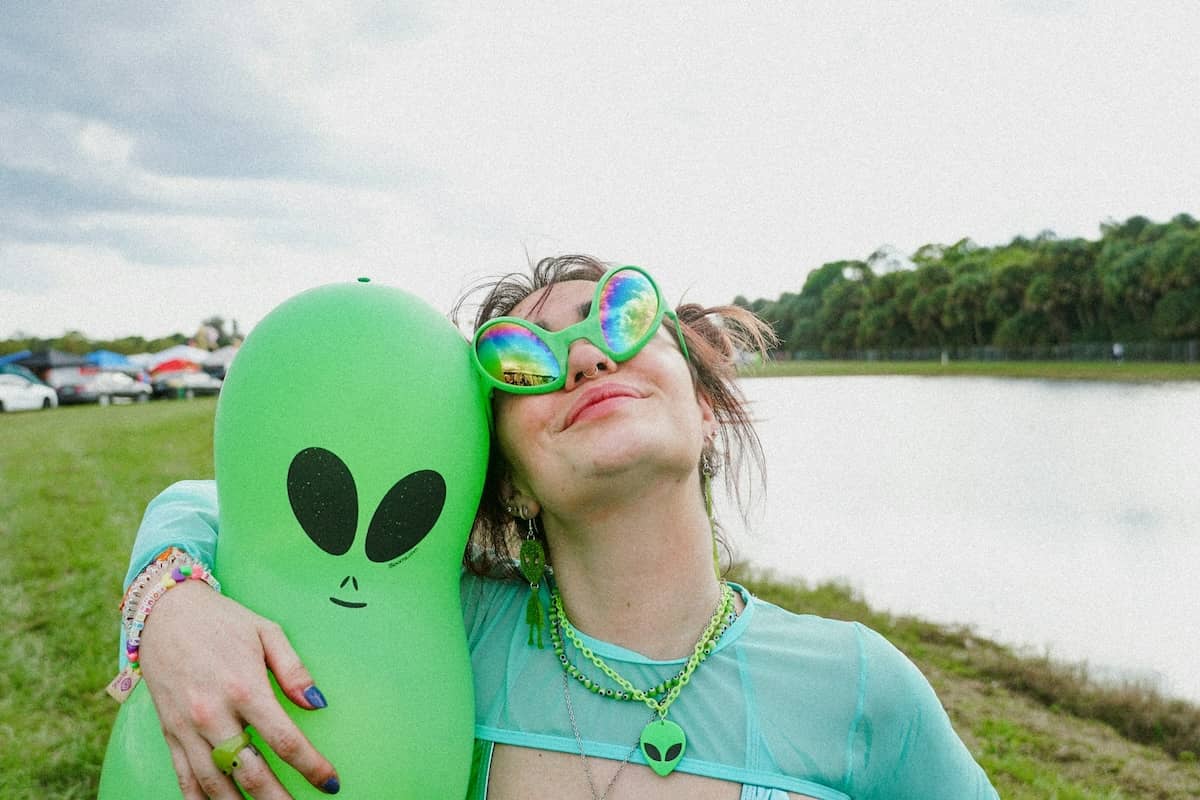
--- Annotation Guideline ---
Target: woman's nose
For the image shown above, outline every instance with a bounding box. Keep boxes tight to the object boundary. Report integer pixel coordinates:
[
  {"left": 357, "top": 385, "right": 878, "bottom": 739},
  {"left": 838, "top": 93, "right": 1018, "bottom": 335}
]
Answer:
[{"left": 562, "top": 338, "right": 616, "bottom": 391}]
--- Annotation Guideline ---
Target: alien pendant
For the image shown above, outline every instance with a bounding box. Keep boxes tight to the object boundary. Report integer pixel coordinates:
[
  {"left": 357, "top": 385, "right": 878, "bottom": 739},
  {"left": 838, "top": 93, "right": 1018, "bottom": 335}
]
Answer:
[{"left": 639, "top": 719, "right": 686, "bottom": 776}]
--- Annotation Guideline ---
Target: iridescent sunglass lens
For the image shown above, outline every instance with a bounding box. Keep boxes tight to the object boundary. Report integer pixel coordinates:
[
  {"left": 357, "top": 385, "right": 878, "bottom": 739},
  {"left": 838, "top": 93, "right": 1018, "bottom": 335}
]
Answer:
[
  {"left": 475, "top": 322, "right": 560, "bottom": 387},
  {"left": 599, "top": 270, "right": 659, "bottom": 357}
]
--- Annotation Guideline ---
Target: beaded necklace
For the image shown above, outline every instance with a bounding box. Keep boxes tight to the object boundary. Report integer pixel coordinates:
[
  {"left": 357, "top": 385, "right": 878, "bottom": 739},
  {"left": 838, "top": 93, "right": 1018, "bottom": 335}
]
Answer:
[
  {"left": 549, "top": 581, "right": 735, "bottom": 777},
  {"left": 561, "top": 672, "right": 656, "bottom": 800},
  {"left": 549, "top": 587, "right": 737, "bottom": 701}
]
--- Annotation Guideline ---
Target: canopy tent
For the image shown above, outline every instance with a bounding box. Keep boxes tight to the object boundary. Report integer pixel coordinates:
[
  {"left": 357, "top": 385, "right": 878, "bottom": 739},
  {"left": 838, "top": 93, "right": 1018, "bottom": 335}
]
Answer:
[
  {"left": 127, "top": 353, "right": 156, "bottom": 369},
  {"left": 147, "top": 345, "right": 212, "bottom": 370},
  {"left": 203, "top": 345, "right": 239, "bottom": 368},
  {"left": 85, "top": 349, "right": 138, "bottom": 371},
  {"left": 202, "top": 345, "right": 239, "bottom": 379},
  {"left": 0, "top": 350, "right": 32, "bottom": 366},
  {"left": 15, "top": 349, "right": 88, "bottom": 372},
  {"left": 151, "top": 358, "right": 201, "bottom": 374}
]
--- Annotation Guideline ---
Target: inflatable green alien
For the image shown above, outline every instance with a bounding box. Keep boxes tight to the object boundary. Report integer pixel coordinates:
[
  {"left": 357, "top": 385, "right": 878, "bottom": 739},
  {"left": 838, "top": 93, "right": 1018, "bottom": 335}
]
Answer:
[{"left": 99, "top": 279, "right": 490, "bottom": 797}]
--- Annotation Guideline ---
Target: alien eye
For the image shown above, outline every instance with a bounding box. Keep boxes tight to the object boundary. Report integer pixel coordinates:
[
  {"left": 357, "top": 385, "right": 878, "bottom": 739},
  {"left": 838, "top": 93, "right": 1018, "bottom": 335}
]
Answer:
[
  {"left": 288, "top": 447, "right": 358, "bottom": 556},
  {"left": 365, "top": 470, "right": 446, "bottom": 563},
  {"left": 664, "top": 743, "right": 682, "bottom": 761},
  {"left": 644, "top": 743, "right": 663, "bottom": 761}
]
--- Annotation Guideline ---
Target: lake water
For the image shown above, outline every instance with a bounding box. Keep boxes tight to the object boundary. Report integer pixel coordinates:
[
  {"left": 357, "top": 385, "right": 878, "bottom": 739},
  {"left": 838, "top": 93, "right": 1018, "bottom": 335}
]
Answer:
[{"left": 726, "top": 375, "right": 1200, "bottom": 703}]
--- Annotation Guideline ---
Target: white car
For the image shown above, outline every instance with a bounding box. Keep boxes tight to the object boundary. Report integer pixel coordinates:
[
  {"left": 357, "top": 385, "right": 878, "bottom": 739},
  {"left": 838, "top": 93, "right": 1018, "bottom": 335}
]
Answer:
[
  {"left": 0, "top": 373, "right": 59, "bottom": 412},
  {"left": 46, "top": 367, "right": 153, "bottom": 405}
]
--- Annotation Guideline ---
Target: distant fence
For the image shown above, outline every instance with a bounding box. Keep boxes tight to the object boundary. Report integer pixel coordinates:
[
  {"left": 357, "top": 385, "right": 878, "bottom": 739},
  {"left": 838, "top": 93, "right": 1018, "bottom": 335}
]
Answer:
[{"left": 778, "top": 340, "right": 1200, "bottom": 363}]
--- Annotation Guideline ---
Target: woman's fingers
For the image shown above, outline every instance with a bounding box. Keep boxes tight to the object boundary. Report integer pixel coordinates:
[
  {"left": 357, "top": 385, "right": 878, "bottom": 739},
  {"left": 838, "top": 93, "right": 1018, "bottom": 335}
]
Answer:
[
  {"left": 181, "top": 724, "right": 299, "bottom": 800},
  {"left": 164, "top": 732, "right": 207, "bottom": 800},
  {"left": 225, "top": 740, "right": 298, "bottom": 800},
  {"left": 137, "top": 584, "right": 337, "bottom": 796},
  {"left": 240, "top": 689, "right": 340, "bottom": 794},
  {"left": 259, "top": 620, "right": 324, "bottom": 710},
  {"left": 254, "top": 617, "right": 340, "bottom": 792},
  {"left": 174, "top": 730, "right": 248, "bottom": 800}
]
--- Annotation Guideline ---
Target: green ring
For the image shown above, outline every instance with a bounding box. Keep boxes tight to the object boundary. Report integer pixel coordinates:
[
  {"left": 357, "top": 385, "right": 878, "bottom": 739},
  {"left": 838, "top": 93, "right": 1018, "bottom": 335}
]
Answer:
[{"left": 211, "top": 730, "right": 252, "bottom": 775}]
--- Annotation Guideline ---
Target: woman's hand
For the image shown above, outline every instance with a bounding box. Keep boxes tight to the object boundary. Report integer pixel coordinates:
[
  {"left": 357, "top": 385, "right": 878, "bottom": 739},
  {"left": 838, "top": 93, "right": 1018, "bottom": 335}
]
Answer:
[{"left": 137, "top": 581, "right": 341, "bottom": 798}]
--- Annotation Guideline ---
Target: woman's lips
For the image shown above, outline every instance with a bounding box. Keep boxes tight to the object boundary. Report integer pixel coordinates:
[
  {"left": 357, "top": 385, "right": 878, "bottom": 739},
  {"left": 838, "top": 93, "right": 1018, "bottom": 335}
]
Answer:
[{"left": 562, "top": 384, "right": 641, "bottom": 429}]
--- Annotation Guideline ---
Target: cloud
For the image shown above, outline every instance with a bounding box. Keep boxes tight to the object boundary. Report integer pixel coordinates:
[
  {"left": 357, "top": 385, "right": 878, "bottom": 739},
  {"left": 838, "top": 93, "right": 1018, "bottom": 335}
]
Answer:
[
  {"left": 3, "top": 6, "right": 328, "bottom": 179},
  {"left": 0, "top": 6, "right": 453, "bottom": 277},
  {"left": 0, "top": 242, "right": 57, "bottom": 294},
  {"left": 1, "top": 1, "right": 1197, "bottom": 338}
]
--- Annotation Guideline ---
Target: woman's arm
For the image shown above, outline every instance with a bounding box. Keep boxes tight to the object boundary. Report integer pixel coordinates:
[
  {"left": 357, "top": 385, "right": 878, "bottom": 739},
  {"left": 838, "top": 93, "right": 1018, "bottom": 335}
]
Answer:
[
  {"left": 119, "top": 481, "right": 220, "bottom": 669},
  {"left": 123, "top": 481, "right": 340, "bottom": 798},
  {"left": 123, "top": 480, "right": 220, "bottom": 594},
  {"left": 851, "top": 624, "right": 999, "bottom": 799}
]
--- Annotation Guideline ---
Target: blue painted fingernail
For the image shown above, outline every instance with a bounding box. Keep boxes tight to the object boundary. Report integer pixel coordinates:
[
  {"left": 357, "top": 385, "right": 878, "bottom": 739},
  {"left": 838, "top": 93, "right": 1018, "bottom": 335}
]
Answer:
[
  {"left": 304, "top": 685, "right": 327, "bottom": 709},
  {"left": 322, "top": 775, "right": 341, "bottom": 794}
]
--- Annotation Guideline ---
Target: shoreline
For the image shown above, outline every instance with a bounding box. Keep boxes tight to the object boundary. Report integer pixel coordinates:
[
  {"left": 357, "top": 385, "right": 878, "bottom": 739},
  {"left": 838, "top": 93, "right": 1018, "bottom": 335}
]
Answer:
[
  {"left": 739, "top": 359, "right": 1200, "bottom": 382},
  {"left": 733, "top": 568, "right": 1200, "bottom": 798}
]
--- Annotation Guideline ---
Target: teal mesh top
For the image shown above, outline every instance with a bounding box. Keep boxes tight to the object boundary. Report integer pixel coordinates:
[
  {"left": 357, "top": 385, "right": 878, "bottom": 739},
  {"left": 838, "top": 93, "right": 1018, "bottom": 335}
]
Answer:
[{"left": 124, "top": 481, "right": 998, "bottom": 799}]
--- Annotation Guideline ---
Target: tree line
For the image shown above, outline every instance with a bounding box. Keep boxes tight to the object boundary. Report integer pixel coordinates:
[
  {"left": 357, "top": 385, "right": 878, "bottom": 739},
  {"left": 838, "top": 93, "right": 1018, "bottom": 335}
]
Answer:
[
  {"left": 735, "top": 213, "right": 1200, "bottom": 357},
  {"left": 0, "top": 316, "right": 239, "bottom": 357},
  {"left": 7, "top": 218, "right": 1198, "bottom": 360}
]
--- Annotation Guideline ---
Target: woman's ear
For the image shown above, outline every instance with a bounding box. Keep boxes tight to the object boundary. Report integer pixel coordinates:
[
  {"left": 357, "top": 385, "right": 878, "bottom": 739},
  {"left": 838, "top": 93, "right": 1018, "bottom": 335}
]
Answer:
[
  {"left": 695, "top": 388, "right": 718, "bottom": 442},
  {"left": 498, "top": 475, "right": 540, "bottom": 519},
  {"left": 508, "top": 496, "right": 542, "bottom": 520}
]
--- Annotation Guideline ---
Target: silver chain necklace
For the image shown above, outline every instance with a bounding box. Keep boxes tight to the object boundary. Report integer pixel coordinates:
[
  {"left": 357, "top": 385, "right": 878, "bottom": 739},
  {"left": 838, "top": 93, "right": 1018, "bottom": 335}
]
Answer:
[{"left": 562, "top": 671, "right": 657, "bottom": 800}]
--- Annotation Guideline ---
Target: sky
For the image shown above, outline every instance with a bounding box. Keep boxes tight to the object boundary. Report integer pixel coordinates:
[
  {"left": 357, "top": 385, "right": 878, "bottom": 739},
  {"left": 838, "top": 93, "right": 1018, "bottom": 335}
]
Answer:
[{"left": 2, "top": 1, "right": 1198, "bottom": 341}]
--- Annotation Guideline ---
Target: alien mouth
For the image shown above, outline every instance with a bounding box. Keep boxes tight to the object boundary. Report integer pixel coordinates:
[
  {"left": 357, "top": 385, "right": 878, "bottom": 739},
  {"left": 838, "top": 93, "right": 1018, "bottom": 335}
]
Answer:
[{"left": 329, "top": 597, "right": 367, "bottom": 609}]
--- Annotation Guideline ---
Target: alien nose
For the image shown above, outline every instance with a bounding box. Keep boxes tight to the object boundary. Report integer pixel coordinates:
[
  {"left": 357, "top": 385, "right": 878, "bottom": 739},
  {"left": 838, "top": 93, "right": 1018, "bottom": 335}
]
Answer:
[{"left": 338, "top": 575, "right": 360, "bottom": 591}]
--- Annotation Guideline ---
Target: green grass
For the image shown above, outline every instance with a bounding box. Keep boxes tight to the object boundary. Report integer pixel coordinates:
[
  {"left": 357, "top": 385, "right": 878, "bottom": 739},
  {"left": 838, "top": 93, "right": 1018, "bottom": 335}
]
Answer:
[
  {"left": 740, "top": 359, "right": 1200, "bottom": 382},
  {"left": 1, "top": 398, "right": 215, "bottom": 798},
  {"left": 4, "top": 398, "right": 1200, "bottom": 798}
]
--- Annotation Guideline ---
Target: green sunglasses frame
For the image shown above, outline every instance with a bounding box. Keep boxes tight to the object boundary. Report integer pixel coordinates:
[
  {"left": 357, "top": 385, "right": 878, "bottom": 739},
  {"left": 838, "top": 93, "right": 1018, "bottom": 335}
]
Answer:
[{"left": 471, "top": 265, "right": 691, "bottom": 395}]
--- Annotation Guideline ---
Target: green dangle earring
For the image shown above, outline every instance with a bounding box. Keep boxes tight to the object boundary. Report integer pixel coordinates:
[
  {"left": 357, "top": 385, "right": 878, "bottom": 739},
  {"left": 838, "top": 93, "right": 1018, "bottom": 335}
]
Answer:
[
  {"left": 516, "top": 507, "right": 547, "bottom": 649},
  {"left": 702, "top": 445, "right": 720, "bottom": 579}
]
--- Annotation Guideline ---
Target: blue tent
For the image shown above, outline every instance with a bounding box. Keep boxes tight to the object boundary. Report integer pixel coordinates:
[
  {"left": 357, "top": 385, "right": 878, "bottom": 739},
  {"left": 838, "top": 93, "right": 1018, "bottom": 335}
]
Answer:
[
  {"left": 85, "top": 349, "right": 137, "bottom": 370},
  {"left": 0, "top": 350, "right": 32, "bottom": 366}
]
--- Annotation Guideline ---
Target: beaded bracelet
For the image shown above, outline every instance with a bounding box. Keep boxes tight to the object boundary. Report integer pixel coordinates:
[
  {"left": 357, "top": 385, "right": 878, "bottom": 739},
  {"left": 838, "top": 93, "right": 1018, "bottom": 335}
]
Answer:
[
  {"left": 106, "top": 549, "right": 220, "bottom": 703},
  {"left": 125, "top": 558, "right": 220, "bottom": 668},
  {"left": 119, "top": 548, "right": 197, "bottom": 630},
  {"left": 118, "top": 547, "right": 175, "bottom": 612},
  {"left": 119, "top": 552, "right": 174, "bottom": 633},
  {"left": 120, "top": 549, "right": 219, "bottom": 645}
]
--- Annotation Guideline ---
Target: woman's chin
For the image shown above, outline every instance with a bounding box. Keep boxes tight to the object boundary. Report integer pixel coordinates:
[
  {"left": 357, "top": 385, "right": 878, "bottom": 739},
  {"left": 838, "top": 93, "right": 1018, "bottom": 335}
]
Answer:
[{"left": 581, "top": 437, "right": 693, "bottom": 483}]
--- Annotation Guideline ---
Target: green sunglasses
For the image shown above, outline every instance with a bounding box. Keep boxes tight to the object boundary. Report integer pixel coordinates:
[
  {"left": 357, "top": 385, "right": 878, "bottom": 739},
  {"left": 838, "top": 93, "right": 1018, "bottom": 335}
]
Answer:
[{"left": 472, "top": 265, "right": 690, "bottom": 394}]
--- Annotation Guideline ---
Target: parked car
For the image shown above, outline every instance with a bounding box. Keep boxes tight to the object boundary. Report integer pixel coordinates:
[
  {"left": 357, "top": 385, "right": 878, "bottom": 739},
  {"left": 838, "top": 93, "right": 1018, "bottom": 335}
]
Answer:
[
  {"left": 0, "top": 373, "right": 59, "bottom": 412},
  {"left": 151, "top": 370, "right": 223, "bottom": 399},
  {"left": 0, "top": 363, "right": 42, "bottom": 382},
  {"left": 91, "top": 371, "right": 153, "bottom": 404},
  {"left": 46, "top": 367, "right": 153, "bottom": 405}
]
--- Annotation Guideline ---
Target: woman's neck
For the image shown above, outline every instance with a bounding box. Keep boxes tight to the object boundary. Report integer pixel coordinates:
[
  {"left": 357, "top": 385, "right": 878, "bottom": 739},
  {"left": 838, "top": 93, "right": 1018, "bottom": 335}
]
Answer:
[{"left": 539, "top": 474, "right": 725, "bottom": 660}]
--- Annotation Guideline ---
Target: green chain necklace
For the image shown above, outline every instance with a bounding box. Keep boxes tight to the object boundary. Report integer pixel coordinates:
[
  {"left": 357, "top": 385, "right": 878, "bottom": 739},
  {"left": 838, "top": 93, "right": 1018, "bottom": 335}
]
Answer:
[
  {"left": 548, "top": 581, "right": 735, "bottom": 777},
  {"left": 549, "top": 587, "right": 736, "bottom": 701}
]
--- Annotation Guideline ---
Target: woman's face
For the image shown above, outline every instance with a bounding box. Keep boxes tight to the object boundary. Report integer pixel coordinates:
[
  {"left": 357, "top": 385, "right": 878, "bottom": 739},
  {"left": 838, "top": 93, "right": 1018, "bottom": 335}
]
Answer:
[{"left": 493, "top": 279, "right": 715, "bottom": 514}]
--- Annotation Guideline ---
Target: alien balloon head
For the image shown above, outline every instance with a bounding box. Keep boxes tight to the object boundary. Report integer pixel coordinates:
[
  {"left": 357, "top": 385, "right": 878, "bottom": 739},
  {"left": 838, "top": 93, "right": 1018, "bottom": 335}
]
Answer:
[
  {"left": 215, "top": 279, "right": 489, "bottom": 797},
  {"left": 98, "top": 278, "right": 489, "bottom": 799}
]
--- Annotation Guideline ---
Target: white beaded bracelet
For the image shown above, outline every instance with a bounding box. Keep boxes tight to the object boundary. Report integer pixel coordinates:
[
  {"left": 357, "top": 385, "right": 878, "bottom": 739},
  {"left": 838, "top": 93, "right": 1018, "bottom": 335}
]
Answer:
[{"left": 106, "top": 548, "right": 220, "bottom": 703}]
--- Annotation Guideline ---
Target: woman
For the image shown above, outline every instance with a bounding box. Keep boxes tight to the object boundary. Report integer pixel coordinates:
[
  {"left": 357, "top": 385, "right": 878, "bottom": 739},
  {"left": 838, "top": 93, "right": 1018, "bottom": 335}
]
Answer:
[{"left": 120, "top": 255, "right": 998, "bottom": 799}]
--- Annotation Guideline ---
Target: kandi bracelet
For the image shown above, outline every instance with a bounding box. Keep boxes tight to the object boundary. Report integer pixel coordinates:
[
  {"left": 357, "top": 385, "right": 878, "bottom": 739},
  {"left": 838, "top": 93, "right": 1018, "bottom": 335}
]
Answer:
[{"left": 107, "top": 549, "right": 220, "bottom": 703}]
